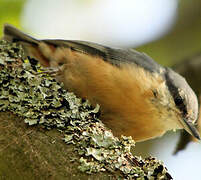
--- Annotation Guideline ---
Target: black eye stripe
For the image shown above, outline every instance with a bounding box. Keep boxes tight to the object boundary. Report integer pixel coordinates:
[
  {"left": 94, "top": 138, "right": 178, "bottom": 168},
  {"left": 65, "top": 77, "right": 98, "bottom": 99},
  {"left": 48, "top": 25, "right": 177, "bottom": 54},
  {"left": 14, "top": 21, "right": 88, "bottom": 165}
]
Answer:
[
  {"left": 174, "top": 96, "right": 187, "bottom": 115},
  {"left": 175, "top": 96, "right": 183, "bottom": 105},
  {"left": 165, "top": 72, "right": 187, "bottom": 116}
]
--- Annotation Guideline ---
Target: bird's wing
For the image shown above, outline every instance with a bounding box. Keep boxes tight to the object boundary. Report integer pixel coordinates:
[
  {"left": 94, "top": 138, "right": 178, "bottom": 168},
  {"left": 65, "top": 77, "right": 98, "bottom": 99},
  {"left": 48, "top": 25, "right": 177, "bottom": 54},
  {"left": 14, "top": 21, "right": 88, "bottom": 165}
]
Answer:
[
  {"left": 44, "top": 39, "right": 163, "bottom": 73},
  {"left": 3, "top": 24, "right": 162, "bottom": 73}
]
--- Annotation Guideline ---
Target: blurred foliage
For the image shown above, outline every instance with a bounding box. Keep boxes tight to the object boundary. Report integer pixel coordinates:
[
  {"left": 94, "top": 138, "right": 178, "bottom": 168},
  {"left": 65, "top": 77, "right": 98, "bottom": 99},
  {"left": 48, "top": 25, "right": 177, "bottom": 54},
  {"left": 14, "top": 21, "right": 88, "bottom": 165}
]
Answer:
[
  {"left": 0, "top": 0, "right": 25, "bottom": 36},
  {"left": 137, "top": 0, "right": 201, "bottom": 66}
]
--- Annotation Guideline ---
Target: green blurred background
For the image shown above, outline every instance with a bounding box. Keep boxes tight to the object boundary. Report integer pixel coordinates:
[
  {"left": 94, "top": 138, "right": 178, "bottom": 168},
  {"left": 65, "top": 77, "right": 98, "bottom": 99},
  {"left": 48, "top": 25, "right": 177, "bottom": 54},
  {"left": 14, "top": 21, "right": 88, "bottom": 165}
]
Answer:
[
  {"left": 137, "top": 0, "right": 201, "bottom": 66},
  {"left": 0, "top": 0, "right": 25, "bottom": 32}
]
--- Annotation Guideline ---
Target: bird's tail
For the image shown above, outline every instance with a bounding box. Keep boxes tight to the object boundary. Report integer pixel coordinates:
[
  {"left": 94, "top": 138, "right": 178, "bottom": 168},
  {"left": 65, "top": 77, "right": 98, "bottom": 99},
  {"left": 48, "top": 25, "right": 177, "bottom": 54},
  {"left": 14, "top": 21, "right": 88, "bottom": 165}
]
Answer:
[
  {"left": 3, "top": 24, "right": 39, "bottom": 45},
  {"left": 3, "top": 24, "right": 51, "bottom": 67}
]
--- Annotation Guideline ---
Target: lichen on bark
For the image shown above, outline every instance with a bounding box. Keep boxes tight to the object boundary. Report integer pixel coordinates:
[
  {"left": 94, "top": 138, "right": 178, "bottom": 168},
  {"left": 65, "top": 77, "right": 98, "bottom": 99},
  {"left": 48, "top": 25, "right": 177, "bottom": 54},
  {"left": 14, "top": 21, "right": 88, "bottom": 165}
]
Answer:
[{"left": 0, "top": 40, "right": 172, "bottom": 179}]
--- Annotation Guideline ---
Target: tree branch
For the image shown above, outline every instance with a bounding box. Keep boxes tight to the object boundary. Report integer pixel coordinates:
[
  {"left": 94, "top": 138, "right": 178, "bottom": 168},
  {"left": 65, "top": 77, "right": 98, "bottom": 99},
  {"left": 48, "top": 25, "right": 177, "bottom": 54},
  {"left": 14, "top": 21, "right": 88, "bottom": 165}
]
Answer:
[{"left": 0, "top": 40, "right": 172, "bottom": 179}]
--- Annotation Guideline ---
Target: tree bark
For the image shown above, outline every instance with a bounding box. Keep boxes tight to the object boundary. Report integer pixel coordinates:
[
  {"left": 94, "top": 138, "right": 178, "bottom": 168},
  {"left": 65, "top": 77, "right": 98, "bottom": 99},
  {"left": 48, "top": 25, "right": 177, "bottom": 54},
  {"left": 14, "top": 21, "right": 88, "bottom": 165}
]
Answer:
[
  {"left": 0, "top": 112, "right": 112, "bottom": 180},
  {"left": 0, "top": 40, "right": 172, "bottom": 179}
]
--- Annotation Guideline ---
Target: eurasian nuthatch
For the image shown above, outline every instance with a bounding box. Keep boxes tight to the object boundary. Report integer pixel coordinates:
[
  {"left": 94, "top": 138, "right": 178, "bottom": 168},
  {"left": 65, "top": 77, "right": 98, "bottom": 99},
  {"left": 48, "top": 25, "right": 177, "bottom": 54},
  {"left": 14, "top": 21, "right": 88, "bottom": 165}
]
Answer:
[{"left": 3, "top": 24, "right": 200, "bottom": 142}]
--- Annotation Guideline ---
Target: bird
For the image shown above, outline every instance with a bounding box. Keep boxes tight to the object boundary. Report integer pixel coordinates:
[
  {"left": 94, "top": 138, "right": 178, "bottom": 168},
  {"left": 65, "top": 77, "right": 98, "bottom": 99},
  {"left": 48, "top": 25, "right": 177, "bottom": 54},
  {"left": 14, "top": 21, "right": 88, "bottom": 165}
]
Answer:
[{"left": 3, "top": 24, "right": 201, "bottom": 142}]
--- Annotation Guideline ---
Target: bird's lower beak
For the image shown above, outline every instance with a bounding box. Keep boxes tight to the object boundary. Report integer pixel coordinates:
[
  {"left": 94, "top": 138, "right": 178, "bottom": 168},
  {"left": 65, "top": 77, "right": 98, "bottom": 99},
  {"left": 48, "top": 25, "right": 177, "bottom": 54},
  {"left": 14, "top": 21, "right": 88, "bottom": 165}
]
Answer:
[{"left": 181, "top": 118, "right": 200, "bottom": 140}]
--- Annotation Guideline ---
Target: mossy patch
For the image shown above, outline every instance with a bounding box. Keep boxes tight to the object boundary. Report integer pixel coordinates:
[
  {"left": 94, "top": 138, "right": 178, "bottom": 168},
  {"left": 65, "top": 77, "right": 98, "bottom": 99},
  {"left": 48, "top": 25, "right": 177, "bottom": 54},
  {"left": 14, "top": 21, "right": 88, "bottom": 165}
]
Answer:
[{"left": 0, "top": 40, "right": 172, "bottom": 179}]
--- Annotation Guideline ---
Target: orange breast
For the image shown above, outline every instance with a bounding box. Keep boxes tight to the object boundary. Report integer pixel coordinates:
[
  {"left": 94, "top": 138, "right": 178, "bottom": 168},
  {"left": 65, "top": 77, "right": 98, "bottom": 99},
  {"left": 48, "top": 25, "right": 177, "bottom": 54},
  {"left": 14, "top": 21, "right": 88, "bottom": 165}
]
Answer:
[{"left": 52, "top": 49, "right": 168, "bottom": 141}]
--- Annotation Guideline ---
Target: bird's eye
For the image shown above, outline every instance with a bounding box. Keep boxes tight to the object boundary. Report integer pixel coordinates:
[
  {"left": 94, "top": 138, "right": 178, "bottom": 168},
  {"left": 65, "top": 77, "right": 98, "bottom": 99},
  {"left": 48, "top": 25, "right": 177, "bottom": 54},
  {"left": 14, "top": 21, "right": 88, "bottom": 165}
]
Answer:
[
  {"left": 174, "top": 96, "right": 183, "bottom": 106},
  {"left": 174, "top": 96, "right": 188, "bottom": 116}
]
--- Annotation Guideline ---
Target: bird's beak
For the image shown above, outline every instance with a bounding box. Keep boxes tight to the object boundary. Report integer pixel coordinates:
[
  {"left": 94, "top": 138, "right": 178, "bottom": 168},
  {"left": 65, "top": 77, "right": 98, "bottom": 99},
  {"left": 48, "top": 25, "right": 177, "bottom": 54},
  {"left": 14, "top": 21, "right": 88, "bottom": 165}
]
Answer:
[{"left": 181, "top": 118, "right": 200, "bottom": 140}]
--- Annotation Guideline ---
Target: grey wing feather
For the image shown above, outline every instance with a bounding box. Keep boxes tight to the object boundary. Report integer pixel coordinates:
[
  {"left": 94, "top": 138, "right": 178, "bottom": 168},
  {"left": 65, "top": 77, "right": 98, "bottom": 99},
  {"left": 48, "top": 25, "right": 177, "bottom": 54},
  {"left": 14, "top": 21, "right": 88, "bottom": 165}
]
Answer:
[
  {"left": 3, "top": 24, "right": 163, "bottom": 73},
  {"left": 43, "top": 39, "right": 163, "bottom": 73},
  {"left": 3, "top": 23, "right": 39, "bottom": 45}
]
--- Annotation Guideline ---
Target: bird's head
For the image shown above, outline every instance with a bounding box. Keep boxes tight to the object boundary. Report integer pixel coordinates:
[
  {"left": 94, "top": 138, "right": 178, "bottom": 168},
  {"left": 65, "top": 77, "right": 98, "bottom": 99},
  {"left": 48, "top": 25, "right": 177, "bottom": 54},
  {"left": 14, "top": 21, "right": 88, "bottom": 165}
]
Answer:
[{"left": 164, "top": 68, "right": 200, "bottom": 140}]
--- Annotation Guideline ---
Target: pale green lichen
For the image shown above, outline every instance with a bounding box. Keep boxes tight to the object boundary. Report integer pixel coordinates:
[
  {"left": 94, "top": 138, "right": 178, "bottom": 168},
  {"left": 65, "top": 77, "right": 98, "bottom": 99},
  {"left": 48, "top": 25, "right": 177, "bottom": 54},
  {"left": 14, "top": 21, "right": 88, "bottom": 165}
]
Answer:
[{"left": 0, "top": 40, "right": 172, "bottom": 179}]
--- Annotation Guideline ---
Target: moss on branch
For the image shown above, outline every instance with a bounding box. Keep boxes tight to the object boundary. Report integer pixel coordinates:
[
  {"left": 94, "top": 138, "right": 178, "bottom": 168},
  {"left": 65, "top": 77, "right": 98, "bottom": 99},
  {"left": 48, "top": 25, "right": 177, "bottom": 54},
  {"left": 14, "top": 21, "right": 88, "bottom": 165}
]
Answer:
[{"left": 0, "top": 40, "right": 172, "bottom": 179}]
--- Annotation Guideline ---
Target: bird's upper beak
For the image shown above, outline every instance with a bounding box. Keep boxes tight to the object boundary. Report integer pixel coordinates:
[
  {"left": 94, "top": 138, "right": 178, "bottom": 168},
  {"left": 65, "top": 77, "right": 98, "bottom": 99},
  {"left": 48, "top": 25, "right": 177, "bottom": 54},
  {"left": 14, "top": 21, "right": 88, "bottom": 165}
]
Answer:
[{"left": 182, "top": 118, "right": 200, "bottom": 140}]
